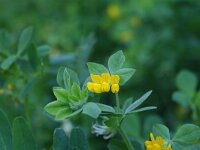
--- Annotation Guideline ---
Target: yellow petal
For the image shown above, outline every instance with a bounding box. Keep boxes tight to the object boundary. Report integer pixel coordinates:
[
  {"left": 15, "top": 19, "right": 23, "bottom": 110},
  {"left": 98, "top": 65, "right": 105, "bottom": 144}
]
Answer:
[
  {"left": 87, "top": 82, "right": 94, "bottom": 92},
  {"left": 111, "top": 84, "right": 119, "bottom": 93},
  {"left": 156, "top": 136, "right": 164, "bottom": 146},
  {"left": 90, "top": 74, "right": 102, "bottom": 83},
  {"left": 0, "top": 89, "right": 4, "bottom": 95},
  {"left": 111, "top": 75, "right": 120, "bottom": 84},
  {"left": 150, "top": 133, "right": 155, "bottom": 141},
  {"left": 93, "top": 83, "right": 102, "bottom": 94},
  {"left": 153, "top": 144, "right": 161, "bottom": 150},
  {"left": 101, "top": 82, "right": 110, "bottom": 92},
  {"left": 101, "top": 73, "right": 111, "bottom": 83}
]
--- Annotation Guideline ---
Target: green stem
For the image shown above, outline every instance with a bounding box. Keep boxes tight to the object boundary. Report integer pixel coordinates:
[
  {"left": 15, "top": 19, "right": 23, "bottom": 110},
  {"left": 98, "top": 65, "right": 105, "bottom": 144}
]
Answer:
[
  {"left": 24, "top": 98, "right": 31, "bottom": 128},
  {"left": 118, "top": 126, "right": 134, "bottom": 150},
  {"left": 115, "top": 93, "right": 120, "bottom": 113}
]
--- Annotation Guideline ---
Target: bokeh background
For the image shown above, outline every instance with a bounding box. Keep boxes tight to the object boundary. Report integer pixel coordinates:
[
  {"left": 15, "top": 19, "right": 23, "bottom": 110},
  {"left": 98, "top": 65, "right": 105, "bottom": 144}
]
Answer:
[{"left": 0, "top": 0, "right": 200, "bottom": 149}]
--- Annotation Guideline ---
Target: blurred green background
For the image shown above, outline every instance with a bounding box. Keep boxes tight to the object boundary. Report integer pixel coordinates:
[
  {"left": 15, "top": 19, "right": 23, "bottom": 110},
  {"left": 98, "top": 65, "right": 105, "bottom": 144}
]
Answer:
[{"left": 0, "top": 0, "right": 200, "bottom": 149}]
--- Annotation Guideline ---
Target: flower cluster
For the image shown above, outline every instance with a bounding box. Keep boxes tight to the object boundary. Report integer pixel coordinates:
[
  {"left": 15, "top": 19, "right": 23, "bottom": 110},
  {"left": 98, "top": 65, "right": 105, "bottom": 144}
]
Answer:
[
  {"left": 87, "top": 73, "right": 120, "bottom": 94},
  {"left": 145, "top": 133, "right": 172, "bottom": 150}
]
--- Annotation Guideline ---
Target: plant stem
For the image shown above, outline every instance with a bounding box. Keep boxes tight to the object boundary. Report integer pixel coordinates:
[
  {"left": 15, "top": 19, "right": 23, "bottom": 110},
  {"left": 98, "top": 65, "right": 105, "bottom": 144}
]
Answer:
[
  {"left": 118, "top": 126, "right": 134, "bottom": 150},
  {"left": 115, "top": 93, "right": 120, "bottom": 113},
  {"left": 24, "top": 98, "right": 31, "bottom": 128},
  {"left": 115, "top": 94, "right": 134, "bottom": 150}
]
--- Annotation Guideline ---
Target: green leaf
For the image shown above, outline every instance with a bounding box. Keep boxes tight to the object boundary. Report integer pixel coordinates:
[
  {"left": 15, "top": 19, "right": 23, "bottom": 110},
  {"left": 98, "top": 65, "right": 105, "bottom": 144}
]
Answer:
[
  {"left": 176, "top": 70, "right": 198, "bottom": 96},
  {"left": 28, "top": 44, "right": 38, "bottom": 71},
  {"left": 63, "top": 68, "right": 80, "bottom": 91},
  {"left": 0, "top": 109, "right": 12, "bottom": 150},
  {"left": 172, "top": 91, "right": 190, "bottom": 108},
  {"left": 53, "top": 87, "right": 68, "bottom": 102},
  {"left": 172, "top": 142, "right": 186, "bottom": 150},
  {"left": 188, "top": 145, "right": 200, "bottom": 150},
  {"left": 13, "top": 117, "right": 37, "bottom": 150},
  {"left": 37, "top": 45, "right": 51, "bottom": 57},
  {"left": 1, "top": 55, "right": 17, "bottom": 70},
  {"left": 143, "top": 115, "right": 164, "bottom": 139},
  {"left": 56, "top": 109, "right": 82, "bottom": 120},
  {"left": 44, "top": 101, "right": 68, "bottom": 115},
  {"left": 57, "top": 67, "right": 65, "bottom": 88},
  {"left": 122, "top": 97, "right": 133, "bottom": 112},
  {"left": 173, "top": 124, "right": 200, "bottom": 144},
  {"left": 127, "top": 106, "right": 157, "bottom": 114},
  {"left": 87, "top": 62, "right": 108, "bottom": 74},
  {"left": 125, "top": 91, "right": 152, "bottom": 113},
  {"left": 82, "top": 102, "right": 101, "bottom": 119},
  {"left": 69, "top": 127, "right": 89, "bottom": 150},
  {"left": 70, "top": 83, "right": 81, "bottom": 98},
  {"left": 96, "top": 103, "right": 115, "bottom": 113},
  {"left": 81, "top": 88, "right": 88, "bottom": 101},
  {"left": 17, "top": 27, "right": 33, "bottom": 56},
  {"left": 116, "top": 68, "right": 136, "bottom": 85},
  {"left": 108, "top": 50, "right": 125, "bottom": 74},
  {"left": 153, "top": 124, "right": 170, "bottom": 140},
  {"left": 53, "top": 128, "right": 69, "bottom": 150},
  {"left": 122, "top": 114, "right": 140, "bottom": 137},
  {"left": 18, "top": 78, "right": 38, "bottom": 100}
]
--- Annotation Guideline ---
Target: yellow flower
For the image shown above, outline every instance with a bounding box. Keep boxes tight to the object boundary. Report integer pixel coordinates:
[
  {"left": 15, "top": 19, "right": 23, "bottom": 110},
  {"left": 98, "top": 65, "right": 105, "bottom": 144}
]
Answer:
[
  {"left": 93, "top": 83, "right": 102, "bottom": 94},
  {"left": 145, "top": 133, "right": 172, "bottom": 150},
  {"left": 111, "top": 75, "right": 120, "bottom": 84},
  {"left": 119, "top": 31, "right": 133, "bottom": 43},
  {"left": 130, "top": 17, "right": 141, "bottom": 27},
  {"left": 101, "top": 73, "right": 111, "bottom": 83},
  {"left": 111, "top": 84, "right": 119, "bottom": 93},
  {"left": 91, "top": 74, "right": 103, "bottom": 83},
  {"left": 101, "top": 82, "right": 110, "bottom": 92},
  {"left": 87, "top": 73, "right": 120, "bottom": 94},
  {"left": 87, "top": 82, "right": 94, "bottom": 92},
  {"left": 7, "top": 84, "right": 13, "bottom": 91},
  {"left": 106, "top": 4, "right": 120, "bottom": 20},
  {"left": 0, "top": 89, "right": 4, "bottom": 95}
]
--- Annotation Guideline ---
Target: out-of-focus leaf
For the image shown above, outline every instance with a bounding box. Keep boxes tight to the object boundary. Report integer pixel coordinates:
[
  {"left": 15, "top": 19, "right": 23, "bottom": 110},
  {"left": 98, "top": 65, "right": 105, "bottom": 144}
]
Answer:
[
  {"left": 116, "top": 68, "right": 136, "bottom": 85},
  {"left": 122, "top": 114, "right": 140, "bottom": 137},
  {"left": 108, "top": 50, "right": 125, "bottom": 74},
  {"left": 176, "top": 70, "right": 198, "bottom": 96},
  {"left": 17, "top": 27, "right": 33, "bottom": 56},
  {"left": 172, "top": 91, "right": 190, "bottom": 108},
  {"left": 0, "top": 109, "right": 12, "bottom": 150},
  {"left": 1, "top": 55, "right": 17, "bottom": 70},
  {"left": 18, "top": 78, "right": 38, "bottom": 100},
  {"left": 13, "top": 117, "right": 37, "bottom": 150},
  {"left": 69, "top": 127, "right": 89, "bottom": 150},
  {"left": 53, "top": 128, "right": 69, "bottom": 150},
  {"left": 82, "top": 102, "right": 101, "bottom": 119},
  {"left": 87, "top": 62, "right": 109, "bottom": 74},
  {"left": 108, "top": 139, "right": 126, "bottom": 150},
  {"left": 37, "top": 45, "right": 51, "bottom": 57},
  {"left": 28, "top": 44, "right": 38, "bottom": 71}
]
